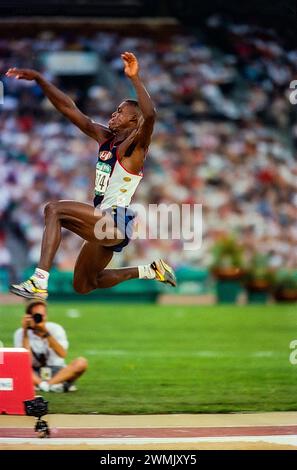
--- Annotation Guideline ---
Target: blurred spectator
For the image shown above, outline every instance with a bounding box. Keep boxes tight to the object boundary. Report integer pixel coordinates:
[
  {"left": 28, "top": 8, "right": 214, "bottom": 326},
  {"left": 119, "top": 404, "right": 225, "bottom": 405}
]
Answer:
[{"left": 0, "top": 238, "right": 11, "bottom": 268}]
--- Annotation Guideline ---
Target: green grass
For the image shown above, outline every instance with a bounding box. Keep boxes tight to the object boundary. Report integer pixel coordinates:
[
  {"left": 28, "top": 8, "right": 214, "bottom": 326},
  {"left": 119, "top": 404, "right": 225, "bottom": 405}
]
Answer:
[{"left": 1, "top": 303, "right": 297, "bottom": 414}]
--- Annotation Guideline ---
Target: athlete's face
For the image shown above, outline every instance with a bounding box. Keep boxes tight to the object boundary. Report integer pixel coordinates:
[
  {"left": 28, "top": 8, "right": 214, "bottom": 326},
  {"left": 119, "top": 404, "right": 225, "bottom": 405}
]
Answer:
[{"left": 108, "top": 102, "right": 139, "bottom": 132}]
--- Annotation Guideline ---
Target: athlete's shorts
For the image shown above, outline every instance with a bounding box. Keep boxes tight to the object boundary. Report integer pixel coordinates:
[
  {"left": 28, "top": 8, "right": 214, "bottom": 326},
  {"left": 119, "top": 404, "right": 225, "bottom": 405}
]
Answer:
[{"left": 94, "top": 197, "right": 136, "bottom": 253}]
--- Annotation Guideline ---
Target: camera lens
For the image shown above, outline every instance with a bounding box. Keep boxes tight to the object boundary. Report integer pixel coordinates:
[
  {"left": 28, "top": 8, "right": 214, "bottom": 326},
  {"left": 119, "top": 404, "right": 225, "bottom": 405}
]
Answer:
[{"left": 33, "top": 313, "right": 43, "bottom": 324}]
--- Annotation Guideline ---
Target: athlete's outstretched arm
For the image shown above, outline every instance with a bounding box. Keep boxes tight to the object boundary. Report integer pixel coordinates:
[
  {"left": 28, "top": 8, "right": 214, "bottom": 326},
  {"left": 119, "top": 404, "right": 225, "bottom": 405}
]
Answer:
[
  {"left": 122, "top": 52, "right": 156, "bottom": 148},
  {"left": 6, "top": 68, "right": 111, "bottom": 143}
]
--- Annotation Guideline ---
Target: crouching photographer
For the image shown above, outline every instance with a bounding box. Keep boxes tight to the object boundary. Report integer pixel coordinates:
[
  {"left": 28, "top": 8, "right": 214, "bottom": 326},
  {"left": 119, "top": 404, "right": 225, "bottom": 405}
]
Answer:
[{"left": 14, "top": 300, "right": 88, "bottom": 392}]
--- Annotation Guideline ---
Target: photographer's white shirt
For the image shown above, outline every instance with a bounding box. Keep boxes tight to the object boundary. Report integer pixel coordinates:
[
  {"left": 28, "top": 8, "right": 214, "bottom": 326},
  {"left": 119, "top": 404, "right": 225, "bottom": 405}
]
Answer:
[{"left": 14, "top": 322, "right": 69, "bottom": 368}]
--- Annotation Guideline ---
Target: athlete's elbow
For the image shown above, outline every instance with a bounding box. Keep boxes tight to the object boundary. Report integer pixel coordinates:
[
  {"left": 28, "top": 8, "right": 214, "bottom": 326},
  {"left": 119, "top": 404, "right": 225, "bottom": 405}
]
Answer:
[
  {"left": 145, "top": 108, "right": 156, "bottom": 120},
  {"left": 44, "top": 201, "right": 59, "bottom": 219}
]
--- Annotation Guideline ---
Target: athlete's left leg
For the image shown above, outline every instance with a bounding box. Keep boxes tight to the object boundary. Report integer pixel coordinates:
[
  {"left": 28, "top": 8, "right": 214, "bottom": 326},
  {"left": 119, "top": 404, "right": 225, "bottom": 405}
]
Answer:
[{"left": 10, "top": 200, "right": 124, "bottom": 299}]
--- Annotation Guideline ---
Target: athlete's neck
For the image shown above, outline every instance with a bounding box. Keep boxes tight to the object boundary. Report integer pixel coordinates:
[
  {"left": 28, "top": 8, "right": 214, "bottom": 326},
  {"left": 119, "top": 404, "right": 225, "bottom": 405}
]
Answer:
[{"left": 113, "top": 128, "right": 135, "bottom": 144}]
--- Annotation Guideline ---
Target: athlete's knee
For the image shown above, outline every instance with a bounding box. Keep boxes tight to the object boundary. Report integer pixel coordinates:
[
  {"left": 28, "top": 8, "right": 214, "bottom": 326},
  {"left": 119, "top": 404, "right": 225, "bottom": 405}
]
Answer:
[
  {"left": 73, "top": 280, "right": 91, "bottom": 294},
  {"left": 44, "top": 201, "right": 60, "bottom": 220},
  {"left": 73, "top": 276, "right": 94, "bottom": 294}
]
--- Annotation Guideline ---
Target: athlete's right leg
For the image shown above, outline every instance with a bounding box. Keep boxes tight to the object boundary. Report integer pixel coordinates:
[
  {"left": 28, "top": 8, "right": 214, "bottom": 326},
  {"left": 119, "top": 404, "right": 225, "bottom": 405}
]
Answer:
[
  {"left": 73, "top": 241, "right": 177, "bottom": 295},
  {"left": 72, "top": 241, "right": 139, "bottom": 294}
]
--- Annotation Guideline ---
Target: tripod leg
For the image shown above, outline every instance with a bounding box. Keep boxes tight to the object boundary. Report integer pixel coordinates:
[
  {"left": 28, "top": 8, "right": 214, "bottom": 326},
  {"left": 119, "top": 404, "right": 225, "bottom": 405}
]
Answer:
[{"left": 35, "top": 418, "right": 50, "bottom": 438}]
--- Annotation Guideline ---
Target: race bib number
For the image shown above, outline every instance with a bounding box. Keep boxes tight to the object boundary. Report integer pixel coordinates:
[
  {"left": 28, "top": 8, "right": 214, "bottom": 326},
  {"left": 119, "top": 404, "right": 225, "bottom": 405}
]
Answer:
[{"left": 95, "top": 162, "right": 112, "bottom": 195}]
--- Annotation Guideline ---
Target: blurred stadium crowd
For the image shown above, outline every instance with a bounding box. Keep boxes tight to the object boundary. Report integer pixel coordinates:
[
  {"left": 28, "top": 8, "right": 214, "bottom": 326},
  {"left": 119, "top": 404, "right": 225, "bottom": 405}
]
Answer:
[{"left": 0, "top": 17, "right": 296, "bottom": 280}]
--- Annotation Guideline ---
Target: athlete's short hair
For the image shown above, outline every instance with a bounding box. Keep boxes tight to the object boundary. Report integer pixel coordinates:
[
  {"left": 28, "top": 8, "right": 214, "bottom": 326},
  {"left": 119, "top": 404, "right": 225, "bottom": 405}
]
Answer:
[{"left": 124, "top": 99, "right": 140, "bottom": 112}]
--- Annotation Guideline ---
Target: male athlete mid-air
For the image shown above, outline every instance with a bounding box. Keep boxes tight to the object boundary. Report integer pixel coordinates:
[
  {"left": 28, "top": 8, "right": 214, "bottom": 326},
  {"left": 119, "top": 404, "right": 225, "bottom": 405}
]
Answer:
[{"left": 7, "top": 52, "right": 176, "bottom": 300}]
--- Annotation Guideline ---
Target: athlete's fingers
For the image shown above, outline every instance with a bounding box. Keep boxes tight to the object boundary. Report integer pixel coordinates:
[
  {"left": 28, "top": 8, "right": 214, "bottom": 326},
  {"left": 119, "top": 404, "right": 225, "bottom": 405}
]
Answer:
[
  {"left": 129, "top": 52, "right": 137, "bottom": 60},
  {"left": 126, "top": 55, "right": 134, "bottom": 63},
  {"left": 7, "top": 71, "right": 20, "bottom": 78},
  {"left": 122, "top": 52, "right": 134, "bottom": 62},
  {"left": 6, "top": 68, "right": 17, "bottom": 76},
  {"left": 125, "top": 52, "right": 137, "bottom": 61},
  {"left": 6, "top": 68, "right": 23, "bottom": 77}
]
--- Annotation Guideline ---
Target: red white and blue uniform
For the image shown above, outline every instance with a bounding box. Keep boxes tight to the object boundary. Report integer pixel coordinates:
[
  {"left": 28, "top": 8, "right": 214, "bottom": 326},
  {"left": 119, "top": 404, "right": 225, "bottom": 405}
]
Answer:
[{"left": 93, "top": 137, "right": 142, "bottom": 252}]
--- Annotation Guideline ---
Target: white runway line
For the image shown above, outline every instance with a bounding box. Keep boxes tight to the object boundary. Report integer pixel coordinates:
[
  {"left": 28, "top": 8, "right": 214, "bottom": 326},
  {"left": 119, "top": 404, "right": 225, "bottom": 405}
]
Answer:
[
  {"left": 1, "top": 435, "right": 297, "bottom": 446},
  {"left": 84, "top": 350, "right": 282, "bottom": 358}
]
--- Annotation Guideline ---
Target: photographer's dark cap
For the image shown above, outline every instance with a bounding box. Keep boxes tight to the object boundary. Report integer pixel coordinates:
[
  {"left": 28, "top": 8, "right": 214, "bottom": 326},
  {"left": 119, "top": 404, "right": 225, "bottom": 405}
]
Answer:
[{"left": 25, "top": 299, "right": 47, "bottom": 314}]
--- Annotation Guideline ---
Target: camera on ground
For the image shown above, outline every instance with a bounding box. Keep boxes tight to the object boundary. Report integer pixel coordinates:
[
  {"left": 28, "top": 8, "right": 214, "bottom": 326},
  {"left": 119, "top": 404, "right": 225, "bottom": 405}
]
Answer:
[{"left": 24, "top": 396, "right": 50, "bottom": 438}]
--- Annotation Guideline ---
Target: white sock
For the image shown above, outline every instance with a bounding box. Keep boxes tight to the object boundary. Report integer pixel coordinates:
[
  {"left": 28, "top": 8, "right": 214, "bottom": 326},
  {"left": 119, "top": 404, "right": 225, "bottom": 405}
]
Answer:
[
  {"left": 138, "top": 265, "right": 156, "bottom": 280},
  {"left": 32, "top": 268, "right": 49, "bottom": 289}
]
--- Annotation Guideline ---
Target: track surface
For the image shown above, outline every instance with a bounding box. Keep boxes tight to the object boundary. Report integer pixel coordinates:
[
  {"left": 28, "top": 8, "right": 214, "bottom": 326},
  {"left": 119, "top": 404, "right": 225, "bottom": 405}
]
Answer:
[{"left": 1, "top": 412, "right": 297, "bottom": 450}]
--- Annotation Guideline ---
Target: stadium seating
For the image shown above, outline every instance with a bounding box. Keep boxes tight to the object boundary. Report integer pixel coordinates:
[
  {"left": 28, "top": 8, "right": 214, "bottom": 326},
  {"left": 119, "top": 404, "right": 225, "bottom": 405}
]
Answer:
[{"left": 0, "top": 18, "right": 296, "bottom": 286}]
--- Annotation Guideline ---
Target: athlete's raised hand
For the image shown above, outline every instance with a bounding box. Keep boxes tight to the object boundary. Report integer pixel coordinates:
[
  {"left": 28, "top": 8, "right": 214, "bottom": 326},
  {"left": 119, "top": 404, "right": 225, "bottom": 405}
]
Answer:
[
  {"left": 121, "top": 52, "right": 139, "bottom": 78},
  {"left": 6, "top": 67, "right": 41, "bottom": 81}
]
